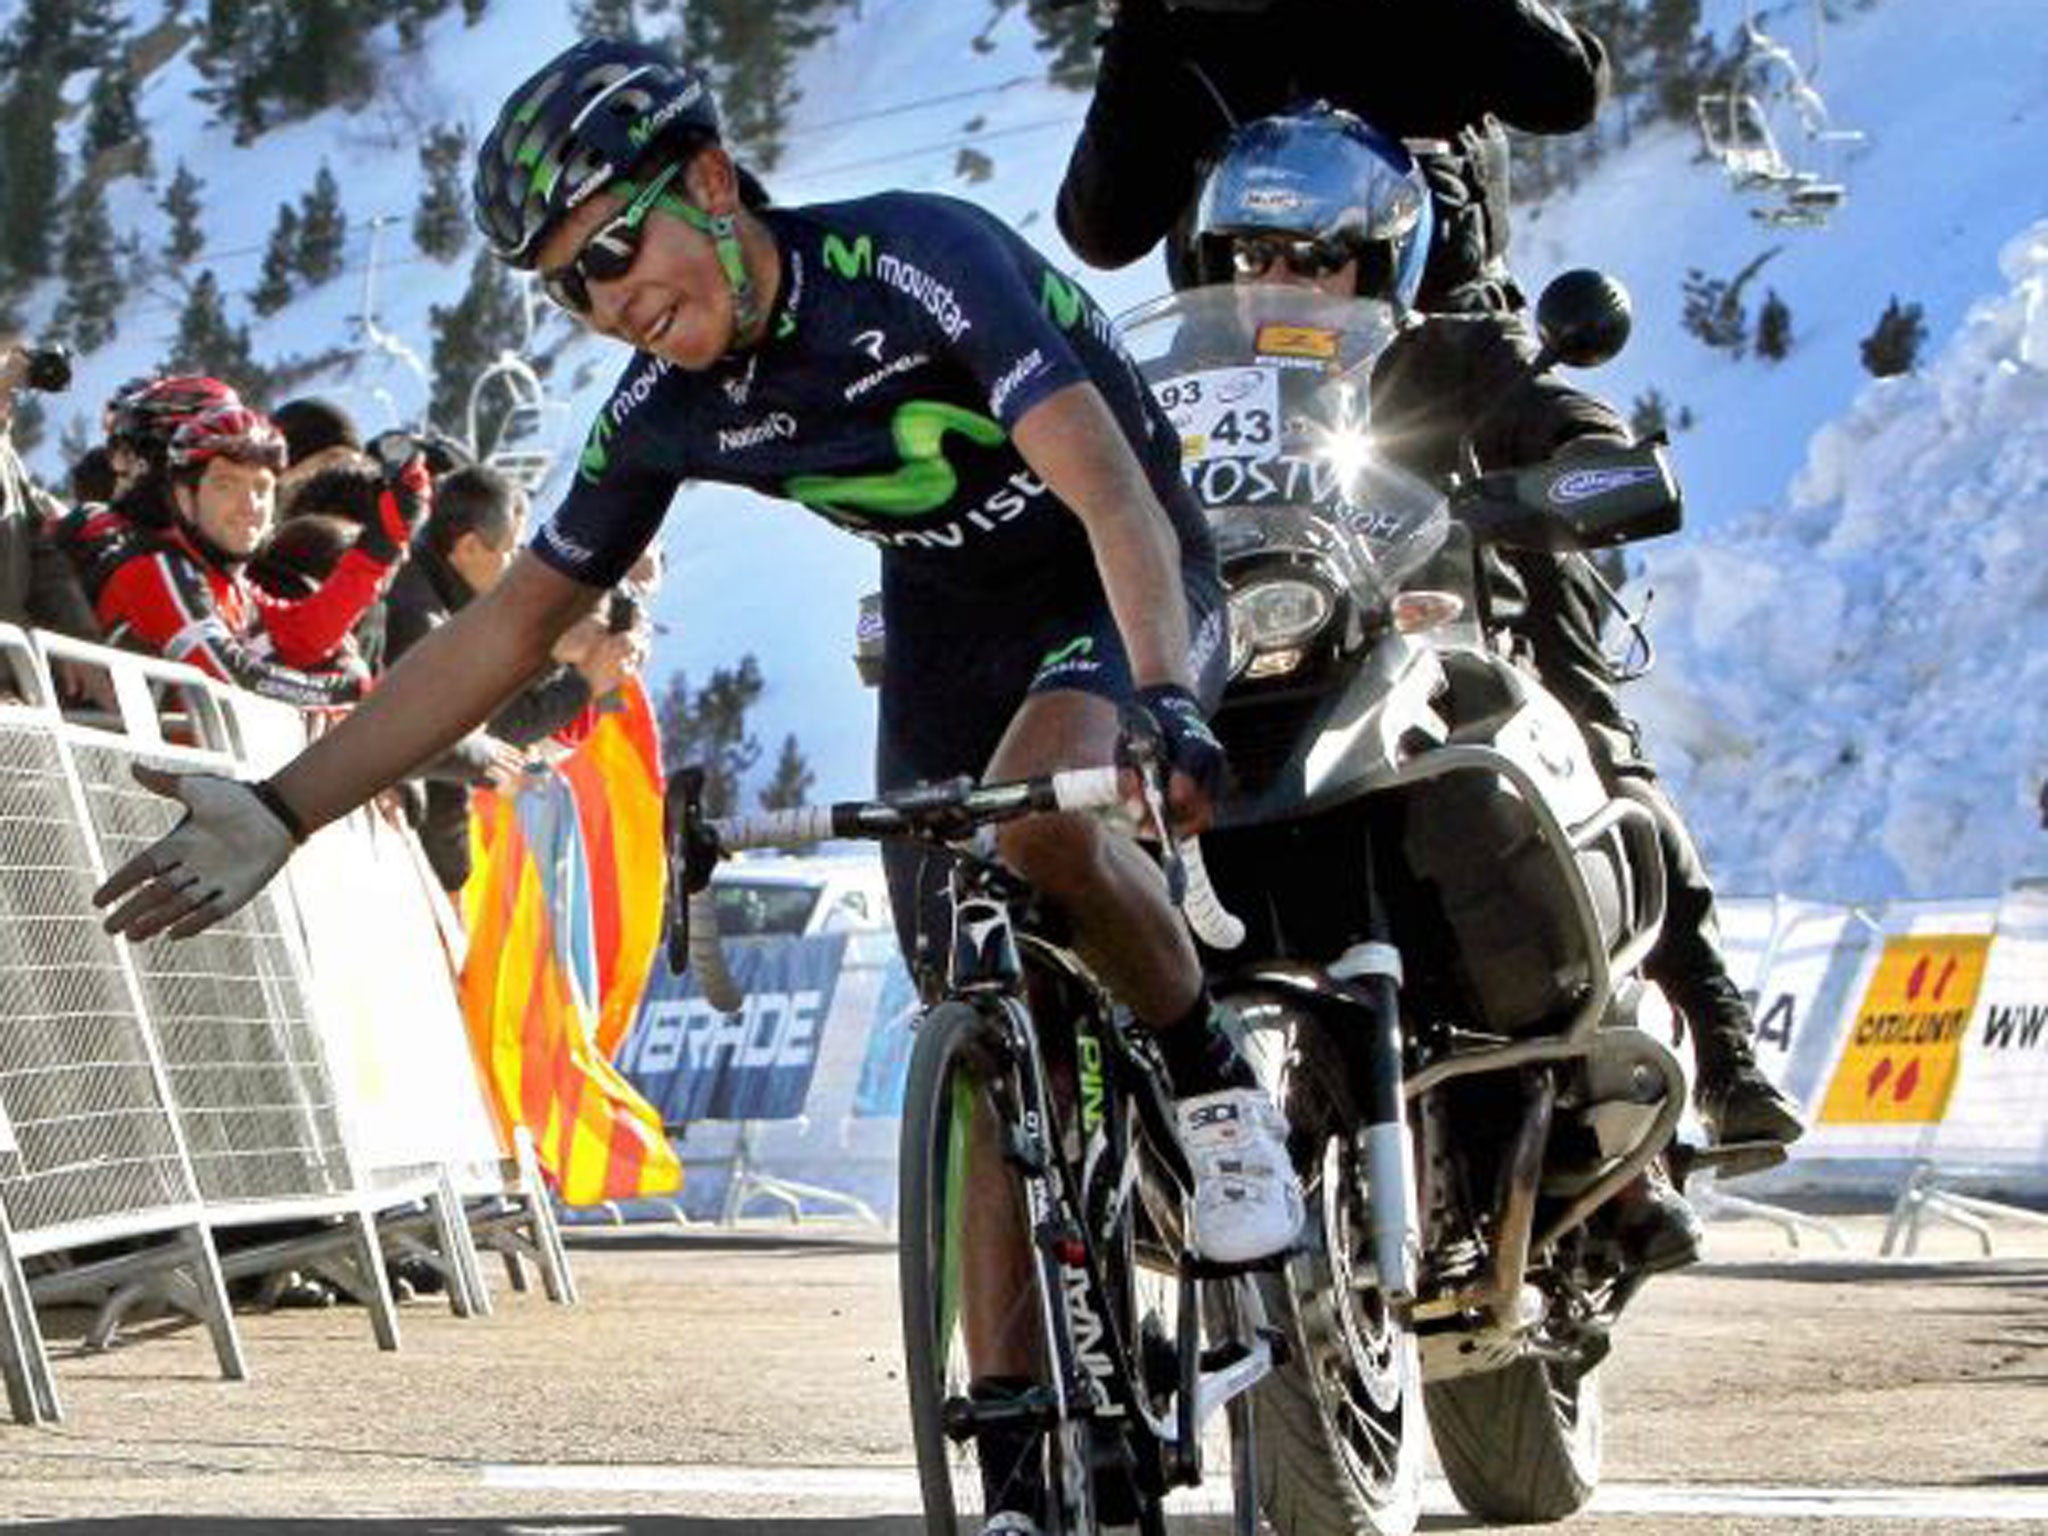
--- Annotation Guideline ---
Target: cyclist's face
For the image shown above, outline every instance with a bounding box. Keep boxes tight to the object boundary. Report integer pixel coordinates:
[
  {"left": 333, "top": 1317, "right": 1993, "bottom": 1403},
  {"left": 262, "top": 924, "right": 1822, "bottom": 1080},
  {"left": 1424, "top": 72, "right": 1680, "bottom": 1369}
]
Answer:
[{"left": 538, "top": 151, "right": 740, "bottom": 370}]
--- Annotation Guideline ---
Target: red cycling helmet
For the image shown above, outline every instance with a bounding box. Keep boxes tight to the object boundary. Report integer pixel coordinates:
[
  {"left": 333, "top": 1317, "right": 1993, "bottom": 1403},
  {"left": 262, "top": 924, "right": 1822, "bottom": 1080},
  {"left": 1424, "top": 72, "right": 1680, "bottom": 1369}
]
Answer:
[
  {"left": 168, "top": 404, "right": 290, "bottom": 475},
  {"left": 109, "top": 375, "right": 242, "bottom": 462}
]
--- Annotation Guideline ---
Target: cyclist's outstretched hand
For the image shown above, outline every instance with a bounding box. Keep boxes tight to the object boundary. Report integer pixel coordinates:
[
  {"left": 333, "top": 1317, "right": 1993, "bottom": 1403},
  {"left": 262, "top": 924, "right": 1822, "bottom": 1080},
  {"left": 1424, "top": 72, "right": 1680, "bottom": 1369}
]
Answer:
[
  {"left": 94, "top": 766, "right": 302, "bottom": 941},
  {"left": 1135, "top": 683, "right": 1226, "bottom": 837}
]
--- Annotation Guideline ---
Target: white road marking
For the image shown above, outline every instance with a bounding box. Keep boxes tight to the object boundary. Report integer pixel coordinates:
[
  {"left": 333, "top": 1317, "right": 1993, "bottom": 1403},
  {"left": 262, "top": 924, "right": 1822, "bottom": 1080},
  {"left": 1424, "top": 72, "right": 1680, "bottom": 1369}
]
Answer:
[{"left": 480, "top": 1464, "right": 2048, "bottom": 1522}]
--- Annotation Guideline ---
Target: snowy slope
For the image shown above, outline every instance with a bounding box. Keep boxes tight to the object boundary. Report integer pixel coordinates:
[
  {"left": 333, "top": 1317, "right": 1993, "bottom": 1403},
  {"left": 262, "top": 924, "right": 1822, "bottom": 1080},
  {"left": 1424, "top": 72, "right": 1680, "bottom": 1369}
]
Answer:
[{"left": 9, "top": 0, "right": 2046, "bottom": 898}]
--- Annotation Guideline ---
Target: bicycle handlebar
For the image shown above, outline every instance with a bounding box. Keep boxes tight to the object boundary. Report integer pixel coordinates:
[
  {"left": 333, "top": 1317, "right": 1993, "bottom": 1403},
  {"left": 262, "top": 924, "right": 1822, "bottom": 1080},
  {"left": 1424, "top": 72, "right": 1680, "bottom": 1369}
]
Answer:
[{"left": 670, "top": 763, "right": 1246, "bottom": 1013}]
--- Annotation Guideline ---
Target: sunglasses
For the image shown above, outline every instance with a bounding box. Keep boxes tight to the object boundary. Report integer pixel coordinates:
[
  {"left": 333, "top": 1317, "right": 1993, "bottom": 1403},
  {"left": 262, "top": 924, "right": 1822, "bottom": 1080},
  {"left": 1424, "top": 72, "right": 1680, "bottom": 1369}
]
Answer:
[
  {"left": 1231, "top": 235, "right": 1352, "bottom": 281},
  {"left": 541, "top": 161, "right": 687, "bottom": 316}
]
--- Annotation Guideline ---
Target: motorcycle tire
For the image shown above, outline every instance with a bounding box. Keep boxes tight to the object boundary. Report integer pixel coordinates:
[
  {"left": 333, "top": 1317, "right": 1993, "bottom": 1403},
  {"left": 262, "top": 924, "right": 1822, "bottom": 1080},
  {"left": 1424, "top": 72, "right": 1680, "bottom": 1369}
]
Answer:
[
  {"left": 1237, "top": 1018, "right": 1426, "bottom": 1536},
  {"left": 1425, "top": 1357, "right": 1603, "bottom": 1523}
]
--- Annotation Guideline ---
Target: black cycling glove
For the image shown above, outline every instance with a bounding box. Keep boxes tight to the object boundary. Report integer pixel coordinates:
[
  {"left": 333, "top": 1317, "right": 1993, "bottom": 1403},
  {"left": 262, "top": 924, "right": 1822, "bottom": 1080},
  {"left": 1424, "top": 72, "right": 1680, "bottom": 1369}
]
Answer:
[{"left": 1136, "top": 682, "right": 1227, "bottom": 802}]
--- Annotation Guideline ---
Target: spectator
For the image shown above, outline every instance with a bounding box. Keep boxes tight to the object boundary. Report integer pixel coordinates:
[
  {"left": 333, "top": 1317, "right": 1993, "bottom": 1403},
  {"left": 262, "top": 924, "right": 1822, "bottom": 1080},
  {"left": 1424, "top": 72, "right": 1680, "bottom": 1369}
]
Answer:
[
  {"left": 68, "top": 446, "right": 118, "bottom": 507},
  {"left": 274, "top": 457, "right": 392, "bottom": 669},
  {"left": 1, "top": 342, "right": 107, "bottom": 706},
  {"left": 272, "top": 396, "right": 368, "bottom": 517},
  {"left": 96, "top": 404, "right": 427, "bottom": 707},
  {"left": 385, "top": 463, "right": 620, "bottom": 890}
]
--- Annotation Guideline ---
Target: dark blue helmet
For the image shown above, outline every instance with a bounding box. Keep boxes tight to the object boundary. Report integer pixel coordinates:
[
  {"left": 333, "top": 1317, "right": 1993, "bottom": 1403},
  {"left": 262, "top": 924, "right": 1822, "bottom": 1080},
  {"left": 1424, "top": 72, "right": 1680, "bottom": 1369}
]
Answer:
[{"left": 474, "top": 38, "right": 721, "bottom": 270}]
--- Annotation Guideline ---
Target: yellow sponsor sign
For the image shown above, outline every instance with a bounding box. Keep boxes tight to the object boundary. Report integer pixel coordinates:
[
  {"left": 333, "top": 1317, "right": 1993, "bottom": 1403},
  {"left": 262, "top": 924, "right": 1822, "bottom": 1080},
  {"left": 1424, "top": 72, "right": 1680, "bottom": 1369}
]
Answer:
[
  {"left": 1253, "top": 323, "right": 1339, "bottom": 361},
  {"left": 1819, "top": 935, "right": 1990, "bottom": 1124}
]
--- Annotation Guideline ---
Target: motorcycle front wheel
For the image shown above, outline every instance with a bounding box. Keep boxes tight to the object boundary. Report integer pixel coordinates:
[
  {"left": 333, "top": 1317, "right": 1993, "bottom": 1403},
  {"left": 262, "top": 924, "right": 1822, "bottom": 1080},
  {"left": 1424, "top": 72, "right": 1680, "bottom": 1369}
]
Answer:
[
  {"left": 1426, "top": 1356, "right": 1603, "bottom": 1523},
  {"left": 1243, "top": 1023, "right": 1425, "bottom": 1536}
]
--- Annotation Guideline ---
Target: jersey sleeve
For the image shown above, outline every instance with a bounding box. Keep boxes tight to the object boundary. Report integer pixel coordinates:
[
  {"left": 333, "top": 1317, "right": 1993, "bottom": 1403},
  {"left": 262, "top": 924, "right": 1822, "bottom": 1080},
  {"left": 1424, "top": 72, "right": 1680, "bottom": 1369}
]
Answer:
[
  {"left": 97, "top": 550, "right": 364, "bottom": 707},
  {"left": 885, "top": 200, "right": 1097, "bottom": 430},
  {"left": 530, "top": 357, "right": 689, "bottom": 591},
  {"left": 251, "top": 545, "right": 387, "bottom": 669}
]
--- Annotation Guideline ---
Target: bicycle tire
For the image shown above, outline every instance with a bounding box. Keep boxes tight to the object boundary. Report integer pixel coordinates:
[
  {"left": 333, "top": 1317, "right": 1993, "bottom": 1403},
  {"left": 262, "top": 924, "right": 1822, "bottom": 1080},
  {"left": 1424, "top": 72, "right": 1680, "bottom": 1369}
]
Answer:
[{"left": 900, "top": 999, "right": 1098, "bottom": 1535}]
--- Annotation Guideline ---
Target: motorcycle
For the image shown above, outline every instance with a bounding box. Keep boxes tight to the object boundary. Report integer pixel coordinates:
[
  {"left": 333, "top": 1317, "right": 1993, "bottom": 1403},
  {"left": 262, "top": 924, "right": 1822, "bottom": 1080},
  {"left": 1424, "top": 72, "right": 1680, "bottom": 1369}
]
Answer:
[{"left": 1116, "top": 272, "right": 1696, "bottom": 1532}]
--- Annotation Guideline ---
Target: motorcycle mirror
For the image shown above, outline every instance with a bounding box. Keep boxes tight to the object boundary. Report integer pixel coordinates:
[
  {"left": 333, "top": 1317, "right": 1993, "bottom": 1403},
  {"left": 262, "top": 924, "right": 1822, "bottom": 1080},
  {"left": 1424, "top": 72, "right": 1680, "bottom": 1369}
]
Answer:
[{"left": 1535, "top": 270, "right": 1633, "bottom": 370}]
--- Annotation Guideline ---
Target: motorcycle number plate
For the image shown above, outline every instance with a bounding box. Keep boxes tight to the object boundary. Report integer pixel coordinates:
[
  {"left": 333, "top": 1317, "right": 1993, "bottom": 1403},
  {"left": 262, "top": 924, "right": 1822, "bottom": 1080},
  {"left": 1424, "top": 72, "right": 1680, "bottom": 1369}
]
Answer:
[{"left": 1152, "top": 366, "right": 1282, "bottom": 469}]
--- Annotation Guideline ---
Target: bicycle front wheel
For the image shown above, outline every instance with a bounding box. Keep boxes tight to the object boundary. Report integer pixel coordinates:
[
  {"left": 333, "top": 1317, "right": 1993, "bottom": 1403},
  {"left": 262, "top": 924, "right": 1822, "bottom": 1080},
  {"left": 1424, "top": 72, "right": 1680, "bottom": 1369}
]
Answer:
[{"left": 899, "top": 999, "right": 1092, "bottom": 1536}]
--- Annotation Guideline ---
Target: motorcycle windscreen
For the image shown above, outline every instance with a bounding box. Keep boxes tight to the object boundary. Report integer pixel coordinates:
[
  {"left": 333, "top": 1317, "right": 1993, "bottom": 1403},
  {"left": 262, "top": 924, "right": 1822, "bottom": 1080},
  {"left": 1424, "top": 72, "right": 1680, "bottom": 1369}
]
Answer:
[{"left": 1118, "top": 286, "right": 1448, "bottom": 612}]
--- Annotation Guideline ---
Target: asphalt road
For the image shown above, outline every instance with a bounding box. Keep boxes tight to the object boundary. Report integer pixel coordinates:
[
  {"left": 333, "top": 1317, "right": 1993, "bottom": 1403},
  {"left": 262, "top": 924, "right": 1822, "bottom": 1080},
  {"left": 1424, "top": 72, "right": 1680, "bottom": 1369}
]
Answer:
[{"left": 2, "top": 1214, "right": 2044, "bottom": 1535}]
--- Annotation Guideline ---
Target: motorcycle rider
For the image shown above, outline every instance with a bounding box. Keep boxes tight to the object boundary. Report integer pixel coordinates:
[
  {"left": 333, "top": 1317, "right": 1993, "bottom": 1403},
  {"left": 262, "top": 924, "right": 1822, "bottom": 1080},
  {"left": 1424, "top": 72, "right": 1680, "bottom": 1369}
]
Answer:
[
  {"left": 92, "top": 40, "right": 1302, "bottom": 1536},
  {"left": 1196, "top": 107, "right": 1806, "bottom": 1264},
  {"left": 1058, "top": 0, "right": 1807, "bottom": 1155}
]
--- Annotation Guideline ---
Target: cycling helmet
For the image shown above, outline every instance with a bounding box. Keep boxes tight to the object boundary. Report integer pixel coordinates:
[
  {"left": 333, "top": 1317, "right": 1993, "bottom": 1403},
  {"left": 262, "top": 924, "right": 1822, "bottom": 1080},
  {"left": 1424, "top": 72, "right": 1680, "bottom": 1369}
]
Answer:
[
  {"left": 1195, "top": 108, "right": 1434, "bottom": 308},
  {"left": 475, "top": 37, "right": 721, "bottom": 269},
  {"left": 167, "top": 404, "right": 289, "bottom": 476},
  {"left": 108, "top": 375, "right": 241, "bottom": 464}
]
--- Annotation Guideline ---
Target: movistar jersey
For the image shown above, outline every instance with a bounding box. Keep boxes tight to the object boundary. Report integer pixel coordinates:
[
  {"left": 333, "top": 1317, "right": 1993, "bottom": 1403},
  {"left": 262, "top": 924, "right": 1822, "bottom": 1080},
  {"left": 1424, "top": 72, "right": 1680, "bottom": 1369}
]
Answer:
[{"left": 533, "top": 192, "right": 1214, "bottom": 605}]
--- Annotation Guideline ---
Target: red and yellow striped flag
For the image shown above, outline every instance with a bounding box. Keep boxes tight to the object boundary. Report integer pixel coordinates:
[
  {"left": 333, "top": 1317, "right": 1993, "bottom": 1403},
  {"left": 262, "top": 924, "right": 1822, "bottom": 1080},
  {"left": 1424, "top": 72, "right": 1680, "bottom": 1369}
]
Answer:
[
  {"left": 555, "top": 678, "right": 665, "bottom": 1059},
  {"left": 459, "top": 758, "right": 680, "bottom": 1205}
]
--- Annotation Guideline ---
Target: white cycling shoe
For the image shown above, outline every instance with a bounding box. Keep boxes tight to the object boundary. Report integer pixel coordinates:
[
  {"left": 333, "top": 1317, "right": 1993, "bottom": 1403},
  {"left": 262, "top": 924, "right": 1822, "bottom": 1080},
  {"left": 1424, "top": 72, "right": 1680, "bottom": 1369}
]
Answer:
[
  {"left": 1175, "top": 1087, "right": 1305, "bottom": 1265},
  {"left": 980, "top": 1511, "right": 1043, "bottom": 1536}
]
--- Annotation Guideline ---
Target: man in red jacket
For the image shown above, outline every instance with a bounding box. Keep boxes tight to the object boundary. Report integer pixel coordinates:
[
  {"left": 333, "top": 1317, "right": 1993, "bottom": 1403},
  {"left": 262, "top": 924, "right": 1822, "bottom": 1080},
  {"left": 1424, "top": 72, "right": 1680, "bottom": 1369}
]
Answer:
[{"left": 96, "top": 404, "right": 427, "bottom": 707}]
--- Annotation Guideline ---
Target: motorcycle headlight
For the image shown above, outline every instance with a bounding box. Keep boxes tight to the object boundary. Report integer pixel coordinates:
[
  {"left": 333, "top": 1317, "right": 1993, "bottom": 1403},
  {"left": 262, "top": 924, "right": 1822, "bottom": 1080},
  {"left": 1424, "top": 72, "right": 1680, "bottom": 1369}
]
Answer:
[{"left": 1228, "top": 576, "right": 1333, "bottom": 679}]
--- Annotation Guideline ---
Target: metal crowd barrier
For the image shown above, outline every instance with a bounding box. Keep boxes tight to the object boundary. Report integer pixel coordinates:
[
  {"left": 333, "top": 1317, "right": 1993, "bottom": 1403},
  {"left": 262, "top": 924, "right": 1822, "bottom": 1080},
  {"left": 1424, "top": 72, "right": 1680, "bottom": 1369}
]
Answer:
[{"left": 0, "top": 628, "right": 576, "bottom": 1425}]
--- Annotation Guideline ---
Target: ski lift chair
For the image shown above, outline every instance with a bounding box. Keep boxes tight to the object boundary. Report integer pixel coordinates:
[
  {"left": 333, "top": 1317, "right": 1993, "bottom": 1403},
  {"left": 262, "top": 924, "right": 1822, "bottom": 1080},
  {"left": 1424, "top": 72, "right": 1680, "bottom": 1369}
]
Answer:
[
  {"left": 1697, "top": 91, "right": 1796, "bottom": 191},
  {"left": 486, "top": 397, "right": 572, "bottom": 493}
]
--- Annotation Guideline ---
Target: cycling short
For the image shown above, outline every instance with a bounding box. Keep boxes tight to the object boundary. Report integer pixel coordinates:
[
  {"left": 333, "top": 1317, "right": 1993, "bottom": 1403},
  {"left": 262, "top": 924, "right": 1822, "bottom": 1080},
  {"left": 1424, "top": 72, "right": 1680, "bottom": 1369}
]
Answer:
[{"left": 875, "top": 559, "right": 1228, "bottom": 980}]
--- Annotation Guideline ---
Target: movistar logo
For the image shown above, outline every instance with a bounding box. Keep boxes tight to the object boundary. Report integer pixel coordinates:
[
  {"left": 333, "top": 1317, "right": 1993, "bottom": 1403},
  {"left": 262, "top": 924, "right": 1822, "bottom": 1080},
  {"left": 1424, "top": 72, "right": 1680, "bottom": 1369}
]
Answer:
[
  {"left": 579, "top": 415, "right": 616, "bottom": 484},
  {"left": 824, "top": 233, "right": 874, "bottom": 280},
  {"left": 785, "top": 399, "right": 1005, "bottom": 519},
  {"left": 1040, "top": 635, "right": 1095, "bottom": 670},
  {"left": 1041, "top": 271, "right": 1085, "bottom": 331}
]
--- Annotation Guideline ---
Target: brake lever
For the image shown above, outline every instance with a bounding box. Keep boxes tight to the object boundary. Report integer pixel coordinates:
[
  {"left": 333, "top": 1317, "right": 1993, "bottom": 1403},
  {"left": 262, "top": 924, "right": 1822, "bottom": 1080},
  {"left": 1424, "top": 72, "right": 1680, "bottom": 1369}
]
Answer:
[
  {"left": 662, "top": 766, "right": 722, "bottom": 974},
  {"left": 1115, "top": 707, "right": 1188, "bottom": 906}
]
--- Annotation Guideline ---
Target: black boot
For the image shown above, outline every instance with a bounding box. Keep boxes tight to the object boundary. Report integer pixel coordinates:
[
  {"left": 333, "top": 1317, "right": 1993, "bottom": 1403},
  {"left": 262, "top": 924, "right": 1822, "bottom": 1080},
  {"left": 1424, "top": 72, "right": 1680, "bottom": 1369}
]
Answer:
[
  {"left": 1609, "top": 1161, "right": 1702, "bottom": 1277},
  {"left": 1683, "top": 975, "right": 1807, "bottom": 1147}
]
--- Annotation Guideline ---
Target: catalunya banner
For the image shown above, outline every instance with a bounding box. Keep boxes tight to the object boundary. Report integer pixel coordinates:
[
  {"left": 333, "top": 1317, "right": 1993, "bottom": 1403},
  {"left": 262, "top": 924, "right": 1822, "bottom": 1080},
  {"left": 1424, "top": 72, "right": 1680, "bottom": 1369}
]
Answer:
[
  {"left": 460, "top": 735, "right": 681, "bottom": 1206},
  {"left": 620, "top": 935, "right": 847, "bottom": 1123},
  {"left": 554, "top": 679, "right": 666, "bottom": 1058}
]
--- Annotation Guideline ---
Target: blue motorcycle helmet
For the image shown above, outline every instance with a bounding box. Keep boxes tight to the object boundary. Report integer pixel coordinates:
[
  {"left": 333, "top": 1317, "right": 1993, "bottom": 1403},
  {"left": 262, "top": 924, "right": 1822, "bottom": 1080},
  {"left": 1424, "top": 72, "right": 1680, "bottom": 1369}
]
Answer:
[{"left": 1193, "top": 107, "right": 1435, "bottom": 309}]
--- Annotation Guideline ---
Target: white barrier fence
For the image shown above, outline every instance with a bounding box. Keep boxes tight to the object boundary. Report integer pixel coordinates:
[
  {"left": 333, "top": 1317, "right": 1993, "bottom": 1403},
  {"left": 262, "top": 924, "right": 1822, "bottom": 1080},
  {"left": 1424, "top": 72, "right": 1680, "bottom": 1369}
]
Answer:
[
  {"left": 0, "top": 628, "right": 573, "bottom": 1426},
  {"left": 629, "top": 877, "right": 2048, "bottom": 1253}
]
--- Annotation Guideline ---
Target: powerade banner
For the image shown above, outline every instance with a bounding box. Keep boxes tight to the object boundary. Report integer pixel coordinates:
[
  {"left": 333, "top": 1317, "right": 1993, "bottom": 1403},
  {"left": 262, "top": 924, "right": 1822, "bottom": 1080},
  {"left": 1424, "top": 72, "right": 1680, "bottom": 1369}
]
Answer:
[{"left": 620, "top": 934, "right": 848, "bottom": 1124}]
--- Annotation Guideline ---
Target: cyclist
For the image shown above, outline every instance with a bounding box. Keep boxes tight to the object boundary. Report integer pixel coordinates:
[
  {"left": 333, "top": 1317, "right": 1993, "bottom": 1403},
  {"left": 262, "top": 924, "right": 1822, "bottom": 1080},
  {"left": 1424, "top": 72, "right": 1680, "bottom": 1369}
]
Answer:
[{"left": 94, "top": 39, "right": 1303, "bottom": 1532}]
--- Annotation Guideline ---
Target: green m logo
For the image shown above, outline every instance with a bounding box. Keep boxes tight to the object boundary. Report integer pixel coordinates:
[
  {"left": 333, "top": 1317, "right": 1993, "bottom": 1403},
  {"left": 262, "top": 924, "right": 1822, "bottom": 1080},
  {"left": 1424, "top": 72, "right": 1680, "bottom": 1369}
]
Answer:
[
  {"left": 578, "top": 414, "right": 617, "bottom": 485},
  {"left": 1041, "top": 270, "right": 1085, "bottom": 331},
  {"left": 1039, "top": 635, "right": 1094, "bottom": 670},
  {"left": 785, "top": 400, "right": 1005, "bottom": 519},
  {"left": 823, "top": 233, "right": 874, "bottom": 280}
]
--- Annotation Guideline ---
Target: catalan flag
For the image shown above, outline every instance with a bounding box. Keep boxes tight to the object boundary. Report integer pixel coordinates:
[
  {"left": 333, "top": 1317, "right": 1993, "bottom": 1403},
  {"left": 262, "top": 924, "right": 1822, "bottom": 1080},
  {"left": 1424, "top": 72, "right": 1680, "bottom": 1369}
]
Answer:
[
  {"left": 460, "top": 755, "right": 680, "bottom": 1205},
  {"left": 554, "top": 678, "right": 666, "bottom": 1059}
]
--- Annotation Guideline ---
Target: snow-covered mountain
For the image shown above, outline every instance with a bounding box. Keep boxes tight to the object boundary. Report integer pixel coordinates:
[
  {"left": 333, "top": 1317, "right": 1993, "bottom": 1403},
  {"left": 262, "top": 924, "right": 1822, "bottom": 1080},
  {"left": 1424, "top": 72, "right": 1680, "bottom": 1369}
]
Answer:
[{"left": 10, "top": 0, "right": 2046, "bottom": 901}]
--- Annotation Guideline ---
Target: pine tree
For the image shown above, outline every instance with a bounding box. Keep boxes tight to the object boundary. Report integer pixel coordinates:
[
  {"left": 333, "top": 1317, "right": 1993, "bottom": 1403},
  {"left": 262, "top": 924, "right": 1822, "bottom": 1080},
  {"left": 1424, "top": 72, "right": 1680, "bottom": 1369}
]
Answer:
[
  {"left": 413, "top": 124, "right": 471, "bottom": 263},
  {"left": 170, "top": 271, "right": 261, "bottom": 391},
  {"left": 295, "top": 164, "right": 348, "bottom": 286},
  {"left": 759, "top": 734, "right": 814, "bottom": 811},
  {"left": 191, "top": 0, "right": 270, "bottom": 144},
  {"left": 274, "top": 0, "right": 374, "bottom": 119},
  {"left": 162, "top": 162, "right": 206, "bottom": 266},
  {"left": 1859, "top": 297, "right": 1928, "bottom": 379},
  {"left": 1679, "top": 247, "right": 1780, "bottom": 359},
  {"left": 428, "top": 250, "right": 526, "bottom": 444},
  {"left": 0, "top": 67, "right": 64, "bottom": 284},
  {"left": 1629, "top": 389, "right": 1669, "bottom": 441},
  {"left": 679, "top": 1, "right": 843, "bottom": 170},
  {"left": 655, "top": 657, "right": 765, "bottom": 817},
  {"left": 1755, "top": 289, "right": 1793, "bottom": 362},
  {"left": 50, "top": 177, "right": 122, "bottom": 354},
  {"left": 252, "top": 204, "right": 300, "bottom": 317},
  {"left": 463, "top": 0, "right": 490, "bottom": 23},
  {"left": 574, "top": 0, "right": 641, "bottom": 37},
  {"left": 1022, "top": 0, "right": 1100, "bottom": 88},
  {"left": 1, "top": 0, "right": 122, "bottom": 74},
  {"left": 83, "top": 62, "right": 151, "bottom": 179},
  {"left": 11, "top": 394, "right": 47, "bottom": 458}
]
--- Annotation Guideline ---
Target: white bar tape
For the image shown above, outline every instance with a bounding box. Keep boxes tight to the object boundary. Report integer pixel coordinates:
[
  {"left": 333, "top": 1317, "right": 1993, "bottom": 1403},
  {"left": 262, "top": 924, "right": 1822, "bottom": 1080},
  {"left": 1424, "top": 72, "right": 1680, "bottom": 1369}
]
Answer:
[
  {"left": 712, "top": 805, "right": 836, "bottom": 852},
  {"left": 685, "top": 888, "right": 745, "bottom": 1013},
  {"left": 1180, "top": 836, "right": 1246, "bottom": 952},
  {"left": 1050, "top": 765, "right": 1123, "bottom": 813}
]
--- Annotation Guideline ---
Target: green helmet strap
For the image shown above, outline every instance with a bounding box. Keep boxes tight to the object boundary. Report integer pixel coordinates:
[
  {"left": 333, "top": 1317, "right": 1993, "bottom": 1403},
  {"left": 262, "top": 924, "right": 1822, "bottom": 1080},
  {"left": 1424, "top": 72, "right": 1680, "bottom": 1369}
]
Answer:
[{"left": 666, "top": 196, "right": 760, "bottom": 341}]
